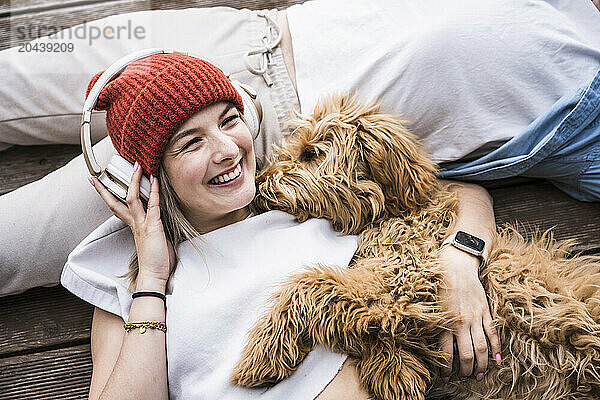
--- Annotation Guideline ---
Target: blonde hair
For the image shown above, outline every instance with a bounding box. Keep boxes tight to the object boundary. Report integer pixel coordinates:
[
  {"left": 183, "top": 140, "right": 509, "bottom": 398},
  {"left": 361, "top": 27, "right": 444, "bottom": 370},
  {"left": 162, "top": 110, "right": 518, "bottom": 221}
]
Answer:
[{"left": 119, "top": 162, "right": 206, "bottom": 291}]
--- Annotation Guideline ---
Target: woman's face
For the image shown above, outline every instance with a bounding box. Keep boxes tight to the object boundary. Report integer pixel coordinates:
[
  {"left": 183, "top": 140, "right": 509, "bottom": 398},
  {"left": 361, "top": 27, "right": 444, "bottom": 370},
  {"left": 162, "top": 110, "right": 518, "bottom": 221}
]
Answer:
[{"left": 162, "top": 101, "right": 256, "bottom": 233}]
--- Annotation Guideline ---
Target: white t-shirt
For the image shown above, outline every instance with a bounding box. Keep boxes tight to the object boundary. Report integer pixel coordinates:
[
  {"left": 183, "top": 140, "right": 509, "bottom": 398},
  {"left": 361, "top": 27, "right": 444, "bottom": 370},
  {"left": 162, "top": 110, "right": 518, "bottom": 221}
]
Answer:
[
  {"left": 287, "top": 0, "right": 600, "bottom": 163},
  {"left": 61, "top": 211, "right": 358, "bottom": 399}
]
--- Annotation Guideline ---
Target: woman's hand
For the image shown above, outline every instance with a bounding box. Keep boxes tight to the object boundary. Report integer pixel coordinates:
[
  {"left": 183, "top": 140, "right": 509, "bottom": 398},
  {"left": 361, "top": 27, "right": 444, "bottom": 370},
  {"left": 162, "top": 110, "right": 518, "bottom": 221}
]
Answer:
[
  {"left": 89, "top": 162, "right": 175, "bottom": 287},
  {"left": 438, "top": 246, "right": 501, "bottom": 381},
  {"left": 437, "top": 180, "right": 500, "bottom": 381}
]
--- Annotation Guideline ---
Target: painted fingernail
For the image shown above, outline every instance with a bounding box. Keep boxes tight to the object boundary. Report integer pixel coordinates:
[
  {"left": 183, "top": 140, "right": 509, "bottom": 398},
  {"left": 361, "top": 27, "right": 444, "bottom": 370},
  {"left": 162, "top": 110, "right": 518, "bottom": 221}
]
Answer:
[
  {"left": 133, "top": 161, "right": 139, "bottom": 172},
  {"left": 477, "top": 373, "right": 484, "bottom": 381},
  {"left": 150, "top": 174, "right": 154, "bottom": 184},
  {"left": 496, "top": 353, "right": 502, "bottom": 363},
  {"left": 88, "top": 176, "right": 95, "bottom": 186},
  {"left": 443, "top": 376, "right": 450, "bottom": 383}
]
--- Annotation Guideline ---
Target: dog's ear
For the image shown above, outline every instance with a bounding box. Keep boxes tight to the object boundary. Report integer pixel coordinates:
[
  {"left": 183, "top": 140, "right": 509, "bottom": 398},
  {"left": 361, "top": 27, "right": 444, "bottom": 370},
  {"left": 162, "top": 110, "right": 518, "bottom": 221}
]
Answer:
[{"left": 356, "top": 116, "right": 438, "bottom": 214}]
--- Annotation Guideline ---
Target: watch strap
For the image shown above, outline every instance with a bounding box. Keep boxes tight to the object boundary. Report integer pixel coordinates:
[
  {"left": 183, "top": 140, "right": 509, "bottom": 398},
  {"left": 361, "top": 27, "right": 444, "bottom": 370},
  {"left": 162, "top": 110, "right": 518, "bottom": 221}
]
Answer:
[{"left": 441, "top": 232, "right": 488, "bottom": 269}]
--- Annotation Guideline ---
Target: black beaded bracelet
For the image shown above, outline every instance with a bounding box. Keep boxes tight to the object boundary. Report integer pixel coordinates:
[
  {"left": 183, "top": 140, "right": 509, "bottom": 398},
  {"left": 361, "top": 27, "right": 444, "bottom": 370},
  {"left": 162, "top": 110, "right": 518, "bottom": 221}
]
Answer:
[{"left": 132, "top": 291, "right": 166, "bottom": 305}]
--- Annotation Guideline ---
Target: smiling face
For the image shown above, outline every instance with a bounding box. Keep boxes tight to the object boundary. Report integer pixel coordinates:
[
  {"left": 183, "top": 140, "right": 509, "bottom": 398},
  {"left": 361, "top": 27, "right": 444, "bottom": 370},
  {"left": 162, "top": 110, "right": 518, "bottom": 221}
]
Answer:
[{"left": 161, "top": 101, "right": 257, "bottom": 234}]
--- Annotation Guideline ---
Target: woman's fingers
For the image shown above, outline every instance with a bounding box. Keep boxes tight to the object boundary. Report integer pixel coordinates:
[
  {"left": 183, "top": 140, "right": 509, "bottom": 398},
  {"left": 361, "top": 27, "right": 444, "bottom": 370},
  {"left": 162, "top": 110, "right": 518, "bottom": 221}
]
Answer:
[
  {"left": 455, "top": 325, "right": 475, "bottom": 378},
  {"left": 89, "top": 176, "right": 131, "bottom": 224},
  {"left": 441, "top": 316, "right": 498, "bottom": 381},
  {"left": 439, "top": 330, "right": 454, "bottom": 381},
  {"left": 483, "top": 312, "right": 502, "bottom": 366},
  {"left": 89, "top": 160, "right": 150, "bottom": 228},
  {"left": 470, "top": 323, "right": 488, "bottom": 379},
  {"left": 125, "top": 161, "right": 145, "bottom": 223},
  {"left": 146, "top": 174, "right": 161, "bottom": 221}
]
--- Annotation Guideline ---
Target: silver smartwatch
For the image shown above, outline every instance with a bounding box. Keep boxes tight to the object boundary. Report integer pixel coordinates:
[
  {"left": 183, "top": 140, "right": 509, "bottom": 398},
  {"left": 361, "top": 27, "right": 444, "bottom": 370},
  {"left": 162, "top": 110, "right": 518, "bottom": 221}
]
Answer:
[{"left": 441, "top": 231, "right": 488, "bottom": 269}]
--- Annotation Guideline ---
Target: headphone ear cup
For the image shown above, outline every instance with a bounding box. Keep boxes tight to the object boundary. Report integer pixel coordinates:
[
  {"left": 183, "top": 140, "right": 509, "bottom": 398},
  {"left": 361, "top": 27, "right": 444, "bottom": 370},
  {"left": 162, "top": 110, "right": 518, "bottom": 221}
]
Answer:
[
  {"left": 97, "top": 172, "right": 128, "bottom": 202},
  {"left": 105, "top": 155, "right": 151, "bottom": 201},
  {"left": 231, "top": 80, "right": 262, "bottom": 140}
]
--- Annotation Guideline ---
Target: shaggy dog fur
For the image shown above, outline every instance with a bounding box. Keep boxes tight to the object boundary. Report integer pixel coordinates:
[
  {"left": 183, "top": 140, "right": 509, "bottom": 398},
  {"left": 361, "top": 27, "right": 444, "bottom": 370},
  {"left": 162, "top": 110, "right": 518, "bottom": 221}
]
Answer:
[{"left": 230, "top": 94, "right": 600, "bottom": 400}]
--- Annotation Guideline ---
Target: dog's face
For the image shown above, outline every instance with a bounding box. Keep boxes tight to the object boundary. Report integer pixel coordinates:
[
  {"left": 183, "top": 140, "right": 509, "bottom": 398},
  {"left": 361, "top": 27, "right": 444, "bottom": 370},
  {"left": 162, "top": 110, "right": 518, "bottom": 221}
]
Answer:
[{"left": 253, "top": 94, "right": 438, "bottom": 234}]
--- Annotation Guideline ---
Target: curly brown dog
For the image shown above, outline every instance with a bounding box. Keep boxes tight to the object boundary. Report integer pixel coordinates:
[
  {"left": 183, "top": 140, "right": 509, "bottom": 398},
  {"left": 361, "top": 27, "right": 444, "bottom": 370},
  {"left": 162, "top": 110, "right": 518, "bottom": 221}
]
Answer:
[{"left": 231, "top": 94, "right": 600, "bottom": 400}]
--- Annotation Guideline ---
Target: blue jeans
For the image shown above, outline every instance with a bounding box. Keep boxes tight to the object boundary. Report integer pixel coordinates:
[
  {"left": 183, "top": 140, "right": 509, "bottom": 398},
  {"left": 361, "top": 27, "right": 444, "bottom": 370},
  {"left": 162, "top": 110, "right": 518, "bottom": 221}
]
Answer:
[{"left": 439, "top": 68, "right": 600, "bottom": 202}]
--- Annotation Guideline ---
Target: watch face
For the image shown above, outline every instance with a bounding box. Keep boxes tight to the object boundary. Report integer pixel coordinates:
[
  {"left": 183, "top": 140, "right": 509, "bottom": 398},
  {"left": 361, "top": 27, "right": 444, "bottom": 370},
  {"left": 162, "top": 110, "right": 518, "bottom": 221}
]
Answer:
[{"left": 455, "top": 231, "right": 485, "bottom": 252}]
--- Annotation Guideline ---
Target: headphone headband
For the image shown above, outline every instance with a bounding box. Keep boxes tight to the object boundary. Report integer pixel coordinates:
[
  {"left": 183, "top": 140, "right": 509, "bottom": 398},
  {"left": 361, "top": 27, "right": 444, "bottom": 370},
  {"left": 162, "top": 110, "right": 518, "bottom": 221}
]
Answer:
[{"left": 81, "top": 48, "right": 262, "bottom": 203}]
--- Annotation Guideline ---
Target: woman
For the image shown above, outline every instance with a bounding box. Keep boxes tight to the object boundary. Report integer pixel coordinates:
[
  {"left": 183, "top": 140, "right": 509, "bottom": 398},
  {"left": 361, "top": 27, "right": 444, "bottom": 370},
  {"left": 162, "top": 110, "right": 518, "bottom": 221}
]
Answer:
[
  {"left": 64, "top": 52, "right": 382, "bottom": 399},
  {"left": 2, "top": 0, "right": 600, "bottom": 382}
]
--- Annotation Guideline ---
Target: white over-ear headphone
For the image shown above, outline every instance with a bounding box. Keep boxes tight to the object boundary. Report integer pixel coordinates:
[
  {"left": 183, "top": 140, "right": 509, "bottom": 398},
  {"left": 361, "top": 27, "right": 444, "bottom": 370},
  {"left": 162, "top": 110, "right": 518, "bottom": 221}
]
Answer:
[{"left": 81, "top": 48, "right": 263, "bottom": 203}]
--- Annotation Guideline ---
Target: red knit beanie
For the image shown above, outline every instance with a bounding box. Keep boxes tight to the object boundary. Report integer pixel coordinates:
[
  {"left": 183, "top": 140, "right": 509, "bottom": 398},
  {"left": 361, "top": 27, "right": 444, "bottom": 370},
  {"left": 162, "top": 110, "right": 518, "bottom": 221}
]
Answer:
[{"left": 85, "top": 53, "right": 244, "bottom": 176}]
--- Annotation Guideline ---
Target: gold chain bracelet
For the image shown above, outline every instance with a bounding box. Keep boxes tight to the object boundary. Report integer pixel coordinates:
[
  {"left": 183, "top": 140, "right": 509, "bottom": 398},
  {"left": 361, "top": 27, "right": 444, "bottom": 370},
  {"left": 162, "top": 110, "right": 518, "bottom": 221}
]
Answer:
[{"left": 123, "top": 321, "right": 167, "bottom": 334}]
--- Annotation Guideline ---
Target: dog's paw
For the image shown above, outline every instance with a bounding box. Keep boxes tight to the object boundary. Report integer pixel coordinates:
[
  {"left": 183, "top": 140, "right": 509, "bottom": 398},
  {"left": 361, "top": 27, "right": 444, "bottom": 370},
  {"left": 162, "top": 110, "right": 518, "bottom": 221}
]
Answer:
[
  {"left": 231, "top": 354, "right": 284, "bottom": 388},
  {"left": 231, "top": 319, "right": 310, "bottom": 387},
  {"left": 357, "top": 342, "right": 430, "bottom": 400},
  {"left": 231, "top": 337, "right": 306, "bottom": 387}
]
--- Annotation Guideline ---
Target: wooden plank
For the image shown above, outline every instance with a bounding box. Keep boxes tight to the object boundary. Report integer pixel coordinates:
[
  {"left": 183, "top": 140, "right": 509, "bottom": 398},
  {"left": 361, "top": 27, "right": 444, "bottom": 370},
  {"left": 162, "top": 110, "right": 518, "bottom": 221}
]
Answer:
[
  {"left": 0, "top": 0, "right": 305, "bottom": 50},
  {"left": 0, "top": 144, "right": 80, "bottom": 195},
  {"left": 0, "top": 0, "right": 102, "bottom": 17},
  {"left": 0, "top": 344, "right": 91, "bottom": 400},
  {"left": 479, "top": 176, "right": 540, "bottom": 190},
  {"left": 0, "top": 0, "right": 303, "bottom": 15},
  {"left": 489, "top": 181, "right": 600, "bottom": 254},
  {"left": 0, "top": 286, "right": 92, "bottom": 357}
]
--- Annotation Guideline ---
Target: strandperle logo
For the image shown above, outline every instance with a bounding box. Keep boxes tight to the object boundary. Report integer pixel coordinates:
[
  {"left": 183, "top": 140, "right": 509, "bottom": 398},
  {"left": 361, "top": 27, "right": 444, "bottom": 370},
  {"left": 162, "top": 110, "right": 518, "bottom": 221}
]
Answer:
[{"left": 13, "top": 19, "right": 146, "bottom": 45}]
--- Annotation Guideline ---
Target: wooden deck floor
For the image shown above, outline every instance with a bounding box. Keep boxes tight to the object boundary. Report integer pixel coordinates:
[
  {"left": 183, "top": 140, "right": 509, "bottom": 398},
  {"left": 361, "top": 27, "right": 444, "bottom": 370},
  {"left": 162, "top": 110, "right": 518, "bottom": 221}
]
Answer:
[{"left": 1, "top": 1, "right": 600, "bottom": 399}]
